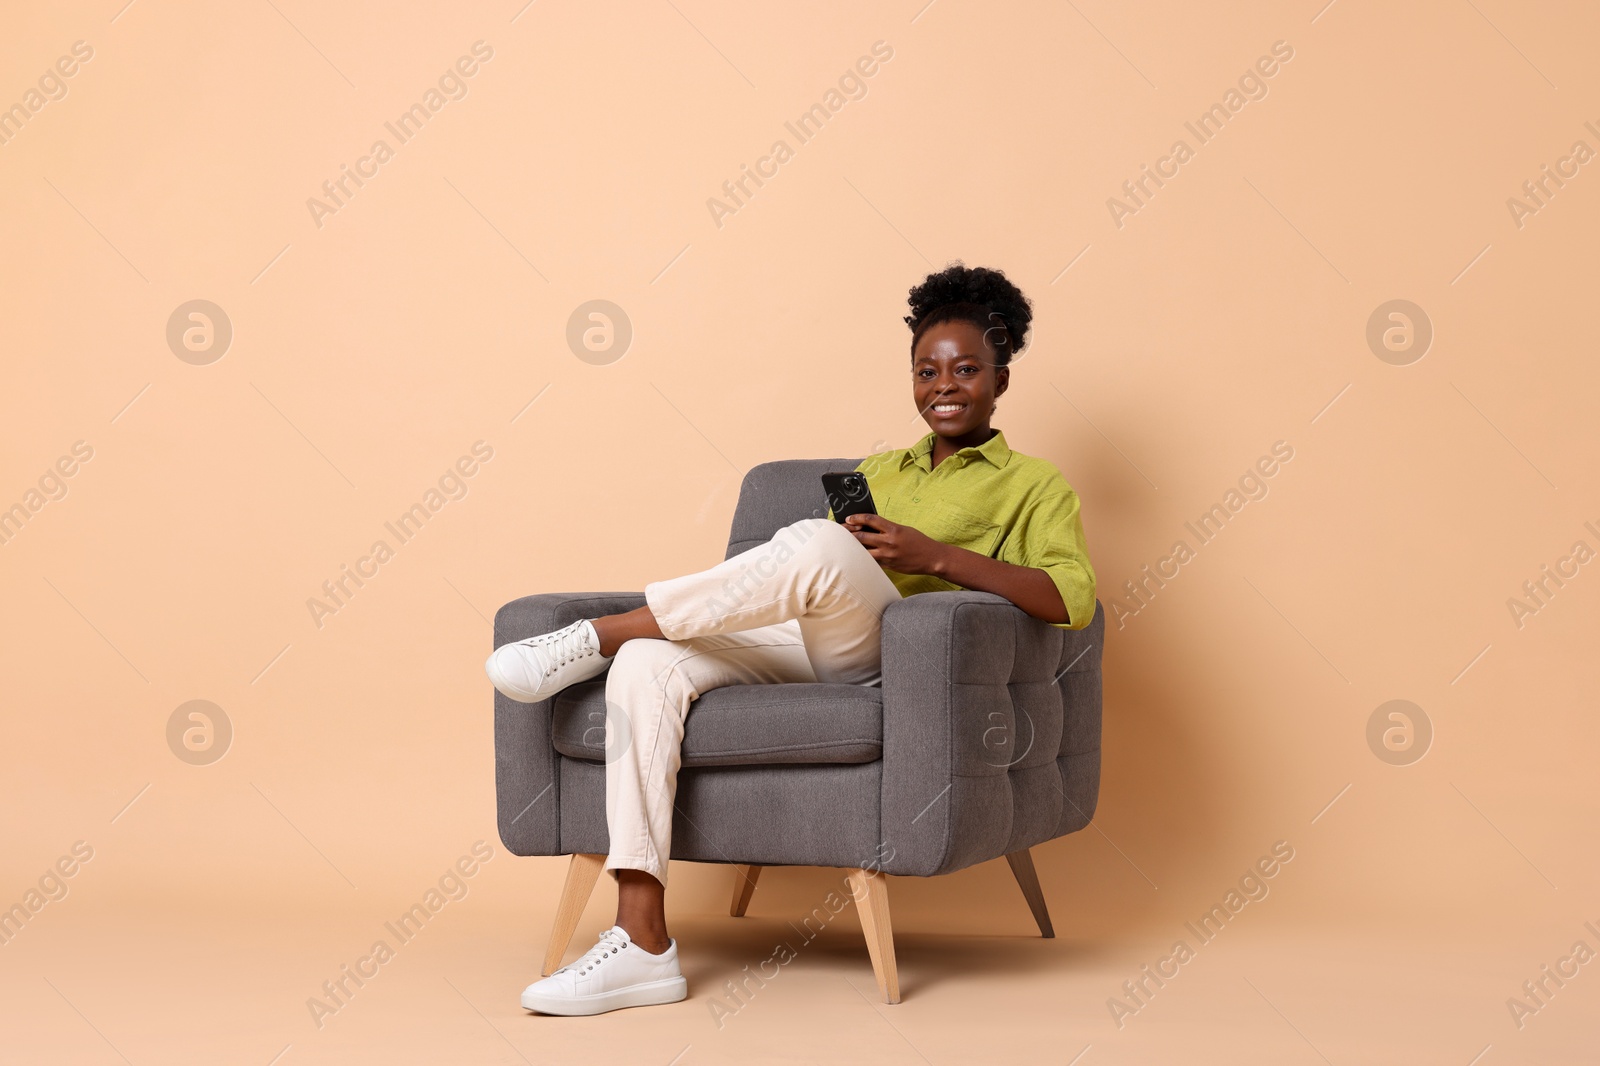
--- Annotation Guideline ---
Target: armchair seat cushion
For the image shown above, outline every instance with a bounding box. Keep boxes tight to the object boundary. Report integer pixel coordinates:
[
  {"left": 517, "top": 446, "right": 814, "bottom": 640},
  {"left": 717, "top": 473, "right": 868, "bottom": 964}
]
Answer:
[{"left": 551, "top": 678, "right": 885, "bottom": 767}]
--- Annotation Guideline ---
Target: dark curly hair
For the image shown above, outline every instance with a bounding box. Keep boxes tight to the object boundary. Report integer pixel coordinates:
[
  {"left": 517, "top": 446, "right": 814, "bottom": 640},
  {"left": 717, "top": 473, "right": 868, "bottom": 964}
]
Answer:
[{"left": 904, "top": 262, "right": 1033, "bottom": 366}]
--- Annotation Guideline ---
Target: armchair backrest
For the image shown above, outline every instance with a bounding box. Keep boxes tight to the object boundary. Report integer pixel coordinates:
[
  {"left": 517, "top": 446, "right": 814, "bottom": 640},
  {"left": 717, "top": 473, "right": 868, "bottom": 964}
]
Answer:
[{"left": 725, "top": 458, "right": 864, "bottom": 559}]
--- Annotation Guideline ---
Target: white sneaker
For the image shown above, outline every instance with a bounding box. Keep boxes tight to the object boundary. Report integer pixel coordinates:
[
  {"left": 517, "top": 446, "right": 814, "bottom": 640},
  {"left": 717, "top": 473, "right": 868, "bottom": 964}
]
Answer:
[
  {"left": 485, "top": 619, "right": 612, "bottom": 703},
  {"left": 521, "top": 924, "right": 687, "bottom": 1016}
]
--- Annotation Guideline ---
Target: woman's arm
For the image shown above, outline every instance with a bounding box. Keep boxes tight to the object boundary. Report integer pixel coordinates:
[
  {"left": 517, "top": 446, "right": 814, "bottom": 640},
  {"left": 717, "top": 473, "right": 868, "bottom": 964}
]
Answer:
[
  {"left": 843, "top": 514, "right": 1073, "bottom": 625},
  {"left": 930, "top": 545, "right": 1072, "bottom": 624}
]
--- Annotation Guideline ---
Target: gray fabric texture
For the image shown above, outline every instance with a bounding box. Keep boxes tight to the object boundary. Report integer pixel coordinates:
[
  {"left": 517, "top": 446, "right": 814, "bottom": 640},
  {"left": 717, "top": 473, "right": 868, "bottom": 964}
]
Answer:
[
  {"left": 552, "top": 679, "right": 885, "bottom": 767},
  {"left": 493, "top": 457, "right": 1104, "bottom": 877},
  {"left": 724, "top": 458, "right": 860, "bottom": 559}
]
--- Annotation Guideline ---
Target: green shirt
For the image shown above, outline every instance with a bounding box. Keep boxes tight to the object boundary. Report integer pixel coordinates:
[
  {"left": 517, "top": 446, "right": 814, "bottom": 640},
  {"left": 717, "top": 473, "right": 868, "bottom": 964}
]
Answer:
[{"left": 825, "top": 428, "right": 1097, "bottom": 630}]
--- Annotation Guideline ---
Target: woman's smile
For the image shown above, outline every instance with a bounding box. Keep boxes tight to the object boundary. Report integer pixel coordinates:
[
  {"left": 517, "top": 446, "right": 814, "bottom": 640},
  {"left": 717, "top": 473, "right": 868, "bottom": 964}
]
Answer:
[{"left": 912, "top": 319, "right": 1009, "bottom": 459}]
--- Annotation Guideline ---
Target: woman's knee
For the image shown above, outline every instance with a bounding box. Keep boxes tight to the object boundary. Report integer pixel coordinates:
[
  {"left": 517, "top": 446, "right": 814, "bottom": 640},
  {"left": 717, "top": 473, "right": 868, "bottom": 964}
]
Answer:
[{"left": 780, "top": 516, "right": 862, "bottom": 559}]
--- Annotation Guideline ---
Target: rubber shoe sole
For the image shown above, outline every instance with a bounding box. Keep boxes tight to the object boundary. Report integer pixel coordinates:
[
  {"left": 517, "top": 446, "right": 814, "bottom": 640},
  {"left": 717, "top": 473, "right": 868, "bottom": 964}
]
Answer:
[{"left": 521, "top": 973, "right": 688, "bottom": 1016}]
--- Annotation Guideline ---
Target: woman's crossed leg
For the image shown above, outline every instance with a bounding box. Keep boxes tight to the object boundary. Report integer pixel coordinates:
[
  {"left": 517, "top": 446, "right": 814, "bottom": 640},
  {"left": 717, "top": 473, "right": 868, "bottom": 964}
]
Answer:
[{"left": 497, "top": 518, "right": 901, "bottom": 1015}]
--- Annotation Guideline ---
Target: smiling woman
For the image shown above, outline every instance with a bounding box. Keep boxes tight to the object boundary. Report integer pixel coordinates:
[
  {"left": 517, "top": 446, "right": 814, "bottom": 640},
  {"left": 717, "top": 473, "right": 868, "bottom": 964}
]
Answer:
[
  {"left": 827, "top": 262, "right": 1098, "bottom": 630},
  {"left": 485, "top": 261, "right": 1097, "bottom": 1016}
]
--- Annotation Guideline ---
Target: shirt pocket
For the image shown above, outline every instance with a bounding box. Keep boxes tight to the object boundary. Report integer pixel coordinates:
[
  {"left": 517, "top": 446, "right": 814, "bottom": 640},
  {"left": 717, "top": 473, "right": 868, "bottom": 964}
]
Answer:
[{"left": 928, "top": 499, "right": 1003, "bottom": 558}]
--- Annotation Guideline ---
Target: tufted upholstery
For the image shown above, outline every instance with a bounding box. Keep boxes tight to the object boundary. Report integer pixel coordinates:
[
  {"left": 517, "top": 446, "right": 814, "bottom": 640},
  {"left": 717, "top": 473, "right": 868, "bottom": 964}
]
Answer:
[{"left": 493, "top": 457, "right": 1104, "bottom": 878}]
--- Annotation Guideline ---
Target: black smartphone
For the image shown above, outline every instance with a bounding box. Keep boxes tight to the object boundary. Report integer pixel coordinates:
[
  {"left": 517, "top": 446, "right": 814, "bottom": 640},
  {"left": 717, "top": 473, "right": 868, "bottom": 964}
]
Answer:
[{"left": 821, "top": 471, "right": 878, "bottom": 527}]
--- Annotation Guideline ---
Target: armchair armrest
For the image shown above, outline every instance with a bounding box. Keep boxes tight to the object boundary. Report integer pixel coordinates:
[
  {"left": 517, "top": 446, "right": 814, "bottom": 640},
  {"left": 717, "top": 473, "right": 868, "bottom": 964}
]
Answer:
[
  {"left": 493, "top": 591, "right": 646, "bottom": 856},
  {"left": 876, "top": 590, "right": 1105, "bottom": 877}
]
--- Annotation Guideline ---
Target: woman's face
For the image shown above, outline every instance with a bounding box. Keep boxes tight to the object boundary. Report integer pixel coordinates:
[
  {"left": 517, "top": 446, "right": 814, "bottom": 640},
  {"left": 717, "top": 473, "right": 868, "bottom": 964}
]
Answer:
[{"left": 912, "top": 319, "right": 1009, "bottom": 438}]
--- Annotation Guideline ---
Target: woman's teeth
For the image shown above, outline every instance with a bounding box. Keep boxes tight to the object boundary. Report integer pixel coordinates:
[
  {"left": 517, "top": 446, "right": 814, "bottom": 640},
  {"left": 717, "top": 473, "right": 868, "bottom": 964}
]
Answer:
[{"left": 933, "top": 403, "right": 966, "bottom": 414}]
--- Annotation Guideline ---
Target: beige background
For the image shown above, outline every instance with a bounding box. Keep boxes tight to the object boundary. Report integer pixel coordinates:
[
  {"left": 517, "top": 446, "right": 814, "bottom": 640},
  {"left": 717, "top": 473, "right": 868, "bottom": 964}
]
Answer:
[{"left": 2, "top": 0, "right": 1596, "bottom": 1062}]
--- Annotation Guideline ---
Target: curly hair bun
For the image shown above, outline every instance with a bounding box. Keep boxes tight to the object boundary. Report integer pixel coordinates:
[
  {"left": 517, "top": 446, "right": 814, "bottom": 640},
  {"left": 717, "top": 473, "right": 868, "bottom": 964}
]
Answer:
[{"left": 904, "top": 261, "right": 1033, "bottom": 365}]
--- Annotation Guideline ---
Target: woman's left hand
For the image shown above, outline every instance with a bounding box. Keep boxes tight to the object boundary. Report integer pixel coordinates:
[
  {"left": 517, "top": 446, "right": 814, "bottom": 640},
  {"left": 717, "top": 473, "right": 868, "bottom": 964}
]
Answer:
[{"left": 842, "top": 514, "right": 947, "bottom": 576}]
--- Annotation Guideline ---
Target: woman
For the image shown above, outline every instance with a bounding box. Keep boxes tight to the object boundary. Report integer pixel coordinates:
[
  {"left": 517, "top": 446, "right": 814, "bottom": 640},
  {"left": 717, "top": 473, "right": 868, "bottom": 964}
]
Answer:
[{"left": 487, "top": 262, "right": 1097, "bottom": 1016}]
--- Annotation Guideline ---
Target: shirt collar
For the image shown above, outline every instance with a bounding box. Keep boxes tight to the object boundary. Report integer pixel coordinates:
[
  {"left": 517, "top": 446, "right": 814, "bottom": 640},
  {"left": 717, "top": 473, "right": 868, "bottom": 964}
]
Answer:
[{"left": 900, "top": 428, "right": 1012, "bottom": 473}]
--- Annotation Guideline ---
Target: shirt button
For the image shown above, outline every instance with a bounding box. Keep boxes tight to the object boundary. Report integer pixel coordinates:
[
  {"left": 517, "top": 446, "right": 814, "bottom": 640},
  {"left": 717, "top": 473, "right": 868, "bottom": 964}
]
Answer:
[{"left": 912, "top": 496, "right": 920, "bottom": 502}]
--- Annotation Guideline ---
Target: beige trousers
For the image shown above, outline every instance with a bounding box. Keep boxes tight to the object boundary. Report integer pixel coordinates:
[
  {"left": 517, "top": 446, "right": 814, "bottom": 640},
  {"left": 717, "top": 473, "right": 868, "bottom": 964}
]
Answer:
[{"left": 601, "top": 517, "right": 902, "bottom": 888}]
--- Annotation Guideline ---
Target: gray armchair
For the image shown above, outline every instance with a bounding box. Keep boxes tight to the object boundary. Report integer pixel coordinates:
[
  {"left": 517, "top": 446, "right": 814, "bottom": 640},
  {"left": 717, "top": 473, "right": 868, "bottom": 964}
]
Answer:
[{"left": 493, "top": 457, "right": 1105, "bottom": 1002}]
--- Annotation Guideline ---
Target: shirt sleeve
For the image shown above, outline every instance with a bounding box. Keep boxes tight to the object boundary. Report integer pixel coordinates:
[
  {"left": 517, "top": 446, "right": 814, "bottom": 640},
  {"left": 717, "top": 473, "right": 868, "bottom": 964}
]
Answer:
[{"left": 999, "top": 486, "right": 1098, "bottom": 630}]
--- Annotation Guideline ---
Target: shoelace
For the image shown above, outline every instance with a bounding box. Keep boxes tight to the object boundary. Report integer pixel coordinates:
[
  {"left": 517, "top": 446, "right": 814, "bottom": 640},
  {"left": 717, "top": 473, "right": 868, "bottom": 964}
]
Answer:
[
  {"left": 514, "top": 622, "right": 600, "bottom": 674},
  {"left": 556, "top": 927, "right": 630, "bottom": 976}
]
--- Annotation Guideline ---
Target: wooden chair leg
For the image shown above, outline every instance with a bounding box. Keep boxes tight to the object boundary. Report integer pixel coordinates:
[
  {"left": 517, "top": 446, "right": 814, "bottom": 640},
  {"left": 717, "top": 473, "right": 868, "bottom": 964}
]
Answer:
[
  {"left": 730, "top": 864, "right": 762, "bottom": 917},
  {"left": 542, "top": 853, "right": 606, "bottom": 975},
  {"left": 1005, "top": 848, "right": 1055, "bottom": 938},
  {"left": 845, "top": 867, "right": 900, "bottom": 1003}
]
